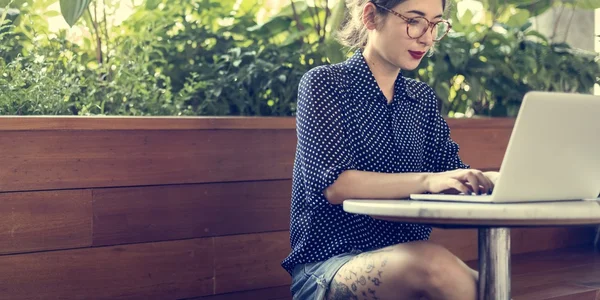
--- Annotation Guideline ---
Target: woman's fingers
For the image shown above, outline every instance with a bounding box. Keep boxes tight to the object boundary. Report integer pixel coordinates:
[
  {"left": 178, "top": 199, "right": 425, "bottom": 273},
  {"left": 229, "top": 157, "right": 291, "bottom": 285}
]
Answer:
[
  {"left": 483, "top": 171, "right": 500, "bottom": 185},
  {"left": 437, "top": 169, "right": 495, "bottom": 195},
  {"left": 464, "top": 173, "right": 480, "bottom": 195},
  {"left": 449, "top": 178, "right": 471, "bottom": 195},
  {"left": 474, "top": 171, "right": 493, "bottom": 194},
  {"left": 453, "top": 169, "right": 495, "bottom": 195}
]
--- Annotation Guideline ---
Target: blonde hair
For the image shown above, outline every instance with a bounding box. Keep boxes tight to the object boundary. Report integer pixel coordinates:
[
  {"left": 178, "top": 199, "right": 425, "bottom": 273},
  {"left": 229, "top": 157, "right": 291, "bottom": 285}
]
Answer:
[{"left": 336, "top": 0, "right": 448, "bottom": 50}]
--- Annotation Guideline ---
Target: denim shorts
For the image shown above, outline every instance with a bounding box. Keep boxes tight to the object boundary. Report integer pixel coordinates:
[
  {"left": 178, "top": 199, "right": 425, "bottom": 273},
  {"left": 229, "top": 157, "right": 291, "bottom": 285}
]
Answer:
[{"left": 290, "top": 249, "right": 362, "bottom": 300}]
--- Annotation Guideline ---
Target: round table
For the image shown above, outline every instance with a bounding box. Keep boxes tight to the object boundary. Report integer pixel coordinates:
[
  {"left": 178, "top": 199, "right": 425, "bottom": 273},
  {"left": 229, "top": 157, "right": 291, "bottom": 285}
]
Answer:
[{"left": 343, "top": 199, "right": 600, "bottom": 300}]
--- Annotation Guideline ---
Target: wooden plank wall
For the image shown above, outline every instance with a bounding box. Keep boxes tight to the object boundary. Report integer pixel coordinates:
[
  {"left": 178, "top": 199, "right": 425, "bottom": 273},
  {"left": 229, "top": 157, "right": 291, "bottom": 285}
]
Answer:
[{"left": 0, "top": 116, "right": 594, "bottom": 300}]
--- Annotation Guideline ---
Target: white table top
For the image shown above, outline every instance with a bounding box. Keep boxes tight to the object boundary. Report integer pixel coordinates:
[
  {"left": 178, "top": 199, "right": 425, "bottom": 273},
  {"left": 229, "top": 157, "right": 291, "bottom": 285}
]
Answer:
[{"left": 343, "top": 199, "right": 600, "bottom": 227}]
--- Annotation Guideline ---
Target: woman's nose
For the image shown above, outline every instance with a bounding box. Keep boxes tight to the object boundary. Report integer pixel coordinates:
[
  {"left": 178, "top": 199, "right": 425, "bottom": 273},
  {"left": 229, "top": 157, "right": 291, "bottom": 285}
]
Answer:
[{"left": 417, "top": 28, "right": 435, "bottom": 46}]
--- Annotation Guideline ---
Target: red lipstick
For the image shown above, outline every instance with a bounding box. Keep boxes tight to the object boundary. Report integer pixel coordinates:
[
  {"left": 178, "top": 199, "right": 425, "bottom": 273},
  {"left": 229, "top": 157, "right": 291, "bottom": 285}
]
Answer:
[{"left": 409, "top": 50, "right": 425, "bottom": 59}]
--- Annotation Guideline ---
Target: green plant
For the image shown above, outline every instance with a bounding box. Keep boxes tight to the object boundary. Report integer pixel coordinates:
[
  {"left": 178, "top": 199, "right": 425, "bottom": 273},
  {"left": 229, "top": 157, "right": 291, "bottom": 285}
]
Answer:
[
  {"left": 2, "top": 0, "right": 599, "bottom": 117},
  {"left": 403, "top": 0, "right": 600, "bottom": 117},
  {"left": 0, "top": 11, "right": 187, "bottom": 116},
  {"left": 58, "top": 0, "right": 90, "bottom": 26},
  {"left": 113, "top": 0, "right": 328, "bottom": 115}
]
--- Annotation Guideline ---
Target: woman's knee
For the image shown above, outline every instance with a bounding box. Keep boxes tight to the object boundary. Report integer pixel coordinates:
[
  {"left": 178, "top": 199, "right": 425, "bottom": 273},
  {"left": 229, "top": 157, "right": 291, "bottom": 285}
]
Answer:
[{"left": 327, "top": 242, "right": 476, "bottom": 300}]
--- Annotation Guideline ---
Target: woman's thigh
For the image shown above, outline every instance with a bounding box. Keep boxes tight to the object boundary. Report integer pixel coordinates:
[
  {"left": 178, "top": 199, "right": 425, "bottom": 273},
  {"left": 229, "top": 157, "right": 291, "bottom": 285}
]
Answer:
[
  {"left": 325, "top": 241, "right": 478, "bottom": 300},
  {"left": 291, "top": 250, "right": 363, "bottom": 300}
]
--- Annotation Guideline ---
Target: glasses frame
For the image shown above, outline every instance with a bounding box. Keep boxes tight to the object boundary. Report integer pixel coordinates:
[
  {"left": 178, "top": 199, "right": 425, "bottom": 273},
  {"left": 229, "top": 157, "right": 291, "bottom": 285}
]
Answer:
[{"left": 371, "top": 2, "right": 452, "bottom": 42}]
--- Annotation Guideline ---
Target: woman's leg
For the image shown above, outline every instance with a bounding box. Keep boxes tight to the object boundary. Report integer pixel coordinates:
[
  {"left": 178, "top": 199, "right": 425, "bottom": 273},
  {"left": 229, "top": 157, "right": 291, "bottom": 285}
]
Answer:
[{"left": 325, "top": 241, "right": 478, "bottom": 300}]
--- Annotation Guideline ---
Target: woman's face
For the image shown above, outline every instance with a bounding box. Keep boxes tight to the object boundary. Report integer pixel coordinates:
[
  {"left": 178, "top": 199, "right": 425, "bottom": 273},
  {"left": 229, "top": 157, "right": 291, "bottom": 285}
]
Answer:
[{"left": 366, "top": 0, "right": 445, "bottom": 71}]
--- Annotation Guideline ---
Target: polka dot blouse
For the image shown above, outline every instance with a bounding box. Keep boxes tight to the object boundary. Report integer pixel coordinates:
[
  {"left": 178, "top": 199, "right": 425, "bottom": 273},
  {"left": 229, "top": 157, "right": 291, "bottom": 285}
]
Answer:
[{"left": 281, "top": 50, "right": 469, "bottom": 275}]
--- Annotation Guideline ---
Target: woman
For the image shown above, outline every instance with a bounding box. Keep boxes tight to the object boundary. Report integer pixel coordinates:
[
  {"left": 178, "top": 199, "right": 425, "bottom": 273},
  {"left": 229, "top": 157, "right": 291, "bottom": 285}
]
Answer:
[{"left": 282, "top": 0, "right": 498, "bottom": 299}]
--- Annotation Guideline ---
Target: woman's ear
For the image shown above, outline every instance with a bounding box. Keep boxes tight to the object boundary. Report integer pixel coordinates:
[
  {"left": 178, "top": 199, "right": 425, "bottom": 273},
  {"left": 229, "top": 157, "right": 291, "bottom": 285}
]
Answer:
[{"left": 362, "top": 2, "right": 378, "bottom": 30}]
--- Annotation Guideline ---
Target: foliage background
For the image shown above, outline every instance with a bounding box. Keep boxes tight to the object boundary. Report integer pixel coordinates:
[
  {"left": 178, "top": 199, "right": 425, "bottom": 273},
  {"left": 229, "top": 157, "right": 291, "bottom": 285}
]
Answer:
[{"left": 1, "top": 0, "right": 599, "bottom": 117}]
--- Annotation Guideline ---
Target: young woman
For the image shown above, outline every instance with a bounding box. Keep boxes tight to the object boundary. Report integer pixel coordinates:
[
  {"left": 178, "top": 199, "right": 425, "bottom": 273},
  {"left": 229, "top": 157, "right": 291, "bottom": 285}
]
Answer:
[{"left": 282, "top": 0, "right": 499, "bottom": 299}]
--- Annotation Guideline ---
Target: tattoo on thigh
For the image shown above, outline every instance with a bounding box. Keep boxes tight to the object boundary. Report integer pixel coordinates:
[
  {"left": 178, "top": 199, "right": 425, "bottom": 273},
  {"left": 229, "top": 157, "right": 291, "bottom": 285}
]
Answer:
[
  {"left": 365, "top": 262, "right": 375, "bottom": 273},
  {"left": 372, "top": 275, "right": 381, "bottom": 286},
  {"left": 327, "top": 249, "right": 391, "bottom": 300},
  {"left": 327, "top": 279, "right": 359, "bottom": 300}
]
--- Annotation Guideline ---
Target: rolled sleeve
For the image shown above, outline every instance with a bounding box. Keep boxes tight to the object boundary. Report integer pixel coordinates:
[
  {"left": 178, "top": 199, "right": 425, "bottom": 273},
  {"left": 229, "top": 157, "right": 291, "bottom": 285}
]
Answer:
[
  {"left": 433, "top": 114, "right": 470, "bottom": 171},
  {"left": 295, "top": 66, "right": 355, "bottom": 204},
  {"left": 423, "top": 88, "right": 470, "bottom": 172}
]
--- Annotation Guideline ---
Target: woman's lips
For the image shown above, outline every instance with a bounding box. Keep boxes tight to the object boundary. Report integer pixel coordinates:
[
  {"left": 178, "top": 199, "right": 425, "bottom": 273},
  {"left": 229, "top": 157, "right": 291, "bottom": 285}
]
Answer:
[{"left": 409, "top": 50, "right": 425, "bottom": 59}]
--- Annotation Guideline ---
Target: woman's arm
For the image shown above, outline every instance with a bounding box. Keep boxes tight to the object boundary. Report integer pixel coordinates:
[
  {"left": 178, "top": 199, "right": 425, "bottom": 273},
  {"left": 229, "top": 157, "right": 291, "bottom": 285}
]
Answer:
[
  {"left": 324, "top": 169, "right": 497, "bottom": 205},
  {"left": 324, "top": 170, "right": 429, "bottom": 205}
]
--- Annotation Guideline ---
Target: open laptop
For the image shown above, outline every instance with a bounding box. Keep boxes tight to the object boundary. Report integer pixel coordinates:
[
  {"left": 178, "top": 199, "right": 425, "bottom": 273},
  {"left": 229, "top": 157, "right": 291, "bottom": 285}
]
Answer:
[{"left": 410, "top": 91, "right": 600, "bottom": 203}]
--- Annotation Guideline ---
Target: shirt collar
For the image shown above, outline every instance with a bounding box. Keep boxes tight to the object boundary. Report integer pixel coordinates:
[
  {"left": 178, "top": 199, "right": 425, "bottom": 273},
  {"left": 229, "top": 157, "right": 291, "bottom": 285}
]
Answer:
[{"left": 343, "top": 50, "right": 418, "bottom": 103}]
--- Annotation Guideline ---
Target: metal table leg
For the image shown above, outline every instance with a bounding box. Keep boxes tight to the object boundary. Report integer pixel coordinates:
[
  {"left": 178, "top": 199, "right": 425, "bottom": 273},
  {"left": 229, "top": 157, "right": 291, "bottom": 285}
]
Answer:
[{"left": 478, "top": 228, "right": 511, "bottom": 300}]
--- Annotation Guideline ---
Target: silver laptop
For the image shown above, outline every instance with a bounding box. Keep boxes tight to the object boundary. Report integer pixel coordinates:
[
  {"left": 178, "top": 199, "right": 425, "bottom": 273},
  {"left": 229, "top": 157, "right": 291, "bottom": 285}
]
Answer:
[{"left": 410, "top": 91, "right": 600, "bottom": 203}]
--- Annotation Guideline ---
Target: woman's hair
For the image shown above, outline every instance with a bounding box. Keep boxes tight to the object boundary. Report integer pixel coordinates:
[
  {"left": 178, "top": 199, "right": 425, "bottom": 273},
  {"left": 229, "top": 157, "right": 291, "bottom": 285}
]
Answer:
[{"left": 336, "top": 0, "right": 448, "bottom": 50}]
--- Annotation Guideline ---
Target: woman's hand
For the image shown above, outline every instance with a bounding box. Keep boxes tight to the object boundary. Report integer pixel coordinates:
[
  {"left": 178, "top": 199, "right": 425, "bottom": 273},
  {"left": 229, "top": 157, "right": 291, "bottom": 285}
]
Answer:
[
  {"left": 425, "top": 169, "right": 495, "bottom": 195},
  {"left": 483, "top": 171, "right": 500, "bottom": 185}
]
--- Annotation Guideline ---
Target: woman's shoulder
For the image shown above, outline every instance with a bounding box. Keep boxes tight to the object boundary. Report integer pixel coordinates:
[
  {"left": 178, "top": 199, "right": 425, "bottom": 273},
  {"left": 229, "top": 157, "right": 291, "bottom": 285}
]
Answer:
[
  {"left": 403, "top": 77, "right": 438, "bottom": 109},
  {"left": 301, "top": 63, "right": 345, "bottom": 87},
  {"left": 297, "top": 64, "right": 346, "bottom": 110}
]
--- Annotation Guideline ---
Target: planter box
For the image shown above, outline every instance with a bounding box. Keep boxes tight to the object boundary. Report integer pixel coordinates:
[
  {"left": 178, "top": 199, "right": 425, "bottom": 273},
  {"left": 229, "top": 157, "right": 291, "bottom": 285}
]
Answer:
[{"left": 0, "top": 116, "right": 593, "bottom": 299}]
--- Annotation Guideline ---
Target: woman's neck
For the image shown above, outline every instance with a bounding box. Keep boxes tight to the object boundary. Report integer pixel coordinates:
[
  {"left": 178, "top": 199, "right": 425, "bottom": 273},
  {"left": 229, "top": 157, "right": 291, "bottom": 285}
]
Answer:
[{"left": 362, "top": 47, "right": 401, "bottom": 104}]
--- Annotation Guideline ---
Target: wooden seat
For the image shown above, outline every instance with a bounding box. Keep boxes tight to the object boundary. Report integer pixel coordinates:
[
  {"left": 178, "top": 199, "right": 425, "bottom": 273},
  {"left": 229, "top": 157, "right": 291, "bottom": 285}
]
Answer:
[
  {"left": 475, "top": 246, "right": 600, "bottom": 300},
  {"left": 193, "top": 246, "right": 600, "bottom": 300},
  {"left": 0, "top": 116, "right": 596, "bottom": 299}
]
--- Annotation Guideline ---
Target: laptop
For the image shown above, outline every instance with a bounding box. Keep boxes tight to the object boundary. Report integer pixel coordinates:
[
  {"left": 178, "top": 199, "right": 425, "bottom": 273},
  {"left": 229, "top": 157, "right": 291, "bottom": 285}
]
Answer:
[{"left": 410, "top": 91, "right": 600, "bottom": 203}]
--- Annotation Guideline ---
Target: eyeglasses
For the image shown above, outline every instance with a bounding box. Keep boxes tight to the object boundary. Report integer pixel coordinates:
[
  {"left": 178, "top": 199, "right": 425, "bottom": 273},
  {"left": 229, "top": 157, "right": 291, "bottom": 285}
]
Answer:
[{"left": 372, "top": 2, "right": 451, "bottom": 42}]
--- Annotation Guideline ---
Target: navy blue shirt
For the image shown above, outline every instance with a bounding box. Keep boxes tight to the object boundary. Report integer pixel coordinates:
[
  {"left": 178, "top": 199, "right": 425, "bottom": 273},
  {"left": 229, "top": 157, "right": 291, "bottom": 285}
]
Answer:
[{"left": 282, "top": 51, "right": 469, "bottom": 275}]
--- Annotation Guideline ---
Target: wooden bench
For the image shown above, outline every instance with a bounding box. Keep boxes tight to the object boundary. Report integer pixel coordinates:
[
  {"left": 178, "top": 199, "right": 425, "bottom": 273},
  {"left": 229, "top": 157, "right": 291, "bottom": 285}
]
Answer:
[{"left": 0, "top": 116, "right": 596, "bottom": 300}]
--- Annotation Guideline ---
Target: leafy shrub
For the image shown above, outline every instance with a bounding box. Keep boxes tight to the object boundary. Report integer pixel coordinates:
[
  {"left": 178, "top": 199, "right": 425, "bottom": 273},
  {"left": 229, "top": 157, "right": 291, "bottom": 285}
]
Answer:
[{"left": 1, "top": 0, "right": 599, "bottom": 117}]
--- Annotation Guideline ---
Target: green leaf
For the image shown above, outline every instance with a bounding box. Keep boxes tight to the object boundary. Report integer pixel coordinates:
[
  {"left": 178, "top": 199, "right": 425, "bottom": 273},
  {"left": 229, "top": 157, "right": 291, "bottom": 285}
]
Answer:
[
  {"left": 280, "top": 27, "right": 311, "bottom": 46},
  {"left": 274, "top": 1, "right": 308, "bottom": 18},
  {"left": 145, "top": 0, "right": 161, "bottom": 10},
  {"left": 505, "top": 0, "right": 540, "bottom": 4},
  {"left": 465, "top": 77, "right": 483, "bottom": 101},
  {"left": 574, "top": 0, "right": 600, "bottom": 9},
  {"left": 448, "top": 48, "right": 468, "bottom": 68},
  {"left": 505, "top": 9, "right": 530, "bottom": 27},
  {"left": 60, "top": 0, "right": 92, "bottom": 27},
  {"left": 519, "top": 21, "right": 533, "bottom": 32},
  {"left": 522, "top": 56, "right": 538, "bottom": 71},
  {"left": 323, "top": 38, "right": 345, "bottom": 64},
  {"left": 327, "top": 0, "right": 346, "bottom": 40},
  {"left": 236, "top": 0, "right": 261, "bottom": 16},
  {"left": 516, "top": 0, "right": 554, "bottom": 17},
  {"left": 247, "top": 15, "right": 291, "bottom": 36},
  {"left": 466, "top": 59, "right": 495, "bottom": 74},
  {"left": 0, "top": 7, "right": 19, "bottom": 25},
  {"left": 525, "top": 30, "right": 548, "bottom": 44},
  {"left": 485, "top": 31, "right": 512, "bottom": 45},
  {"left": 43, "top": 10, "right": 61, "bottom": 17},
  {"left": 0, "top": 0, "right": 28, "bottom": 8},
  {"left": 435, "top": 82, "right": 450, "bottom": 103},
  {"left": 0, "top": 8, "right": 9, "bottom": 27},
  {"left": 459, "top": 9, "right": 474, "bottom": 27}
]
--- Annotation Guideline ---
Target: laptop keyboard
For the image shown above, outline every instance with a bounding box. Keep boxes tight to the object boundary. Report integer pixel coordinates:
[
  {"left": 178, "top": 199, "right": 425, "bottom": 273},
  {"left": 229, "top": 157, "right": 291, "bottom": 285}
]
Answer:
[{"left": 461, "top": 192, "right": 493, "bottom": 196}]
